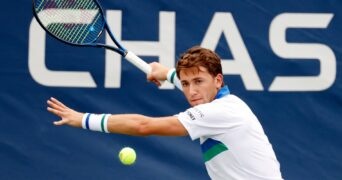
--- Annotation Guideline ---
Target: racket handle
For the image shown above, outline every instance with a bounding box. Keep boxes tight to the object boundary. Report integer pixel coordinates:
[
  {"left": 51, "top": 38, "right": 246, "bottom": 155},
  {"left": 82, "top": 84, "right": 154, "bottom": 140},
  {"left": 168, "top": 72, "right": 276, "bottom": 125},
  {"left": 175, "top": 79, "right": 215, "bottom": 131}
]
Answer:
[
  {"left": 125, "top": 51, "right": 151, "bottom": 74},
  {"left": 125, "top": 51, "right": 165, "bottom": 85}
]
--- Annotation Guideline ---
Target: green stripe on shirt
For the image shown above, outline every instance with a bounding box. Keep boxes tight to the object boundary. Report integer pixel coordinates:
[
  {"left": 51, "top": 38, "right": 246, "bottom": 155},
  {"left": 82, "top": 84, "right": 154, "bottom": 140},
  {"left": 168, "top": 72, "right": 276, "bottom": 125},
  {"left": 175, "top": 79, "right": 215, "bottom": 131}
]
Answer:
[{"left": 202, "top": 141, "right": 228, "bottom": 162}]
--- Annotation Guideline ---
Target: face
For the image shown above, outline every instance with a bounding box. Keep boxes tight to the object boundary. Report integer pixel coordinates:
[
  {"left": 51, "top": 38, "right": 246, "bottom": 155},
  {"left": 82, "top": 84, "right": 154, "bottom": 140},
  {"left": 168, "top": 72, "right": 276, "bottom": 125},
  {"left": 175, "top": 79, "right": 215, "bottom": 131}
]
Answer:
[{"left": 180, "top": 66, "right": 223, "bottom": 106}]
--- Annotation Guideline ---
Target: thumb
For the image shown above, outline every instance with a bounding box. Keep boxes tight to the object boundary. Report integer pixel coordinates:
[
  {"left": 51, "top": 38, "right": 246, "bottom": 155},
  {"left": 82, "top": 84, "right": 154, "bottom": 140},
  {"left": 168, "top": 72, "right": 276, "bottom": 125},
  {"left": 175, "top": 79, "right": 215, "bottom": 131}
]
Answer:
[{"left": 53, "top": 119, "right": 68, "bottom": 126}]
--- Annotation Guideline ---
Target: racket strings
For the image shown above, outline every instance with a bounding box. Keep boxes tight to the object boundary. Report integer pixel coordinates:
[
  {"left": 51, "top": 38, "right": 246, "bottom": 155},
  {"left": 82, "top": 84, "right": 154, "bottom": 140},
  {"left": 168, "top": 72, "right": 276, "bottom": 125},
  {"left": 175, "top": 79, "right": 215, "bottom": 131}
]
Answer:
[{"left": 34, "top": 0, "right": 104, "bottom": 44}]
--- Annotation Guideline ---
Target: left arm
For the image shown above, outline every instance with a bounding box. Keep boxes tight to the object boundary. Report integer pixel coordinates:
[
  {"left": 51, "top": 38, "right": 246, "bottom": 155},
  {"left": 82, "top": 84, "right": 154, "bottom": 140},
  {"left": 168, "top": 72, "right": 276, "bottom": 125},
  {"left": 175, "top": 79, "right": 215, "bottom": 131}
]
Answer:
[{"left": 47, "top": 97, "right": 187, "bottom": 136}]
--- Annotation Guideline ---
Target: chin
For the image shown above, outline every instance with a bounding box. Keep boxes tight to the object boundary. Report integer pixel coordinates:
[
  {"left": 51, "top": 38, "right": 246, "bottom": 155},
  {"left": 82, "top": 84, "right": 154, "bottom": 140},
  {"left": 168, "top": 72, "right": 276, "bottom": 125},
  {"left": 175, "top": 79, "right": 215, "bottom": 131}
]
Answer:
[
  {"left": 190, "top": 103, "right": 197, "bottom": 107},
  {"left": 190, "top": 100, "right": 204, "bottom": 106}
]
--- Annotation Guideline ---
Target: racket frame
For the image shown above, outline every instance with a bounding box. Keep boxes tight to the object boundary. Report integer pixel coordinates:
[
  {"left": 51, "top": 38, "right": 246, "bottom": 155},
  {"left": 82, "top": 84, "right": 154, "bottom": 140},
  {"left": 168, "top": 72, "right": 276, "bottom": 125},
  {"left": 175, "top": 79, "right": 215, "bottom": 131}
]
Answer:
[
  {"left": 32, "top": 0, "right": 158, "bottom": 76},
  {"left": 32, "top": 0, "right": 128, "bottom": 56}
]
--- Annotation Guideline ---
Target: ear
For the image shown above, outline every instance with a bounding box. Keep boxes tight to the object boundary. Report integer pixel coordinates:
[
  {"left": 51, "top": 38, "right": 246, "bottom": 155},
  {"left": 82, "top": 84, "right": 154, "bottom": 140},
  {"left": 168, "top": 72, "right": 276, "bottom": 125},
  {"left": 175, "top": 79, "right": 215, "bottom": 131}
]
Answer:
[{"left": 215, "top": 74, "right": 223, "bottom": 88}]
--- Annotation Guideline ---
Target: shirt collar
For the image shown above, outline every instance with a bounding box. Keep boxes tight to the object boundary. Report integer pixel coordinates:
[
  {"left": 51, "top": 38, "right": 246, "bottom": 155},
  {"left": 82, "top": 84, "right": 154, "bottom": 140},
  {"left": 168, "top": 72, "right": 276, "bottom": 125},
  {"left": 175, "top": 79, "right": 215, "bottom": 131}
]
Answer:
[{"left": 215, "top": 85, "right": 230, "bottom": 99}]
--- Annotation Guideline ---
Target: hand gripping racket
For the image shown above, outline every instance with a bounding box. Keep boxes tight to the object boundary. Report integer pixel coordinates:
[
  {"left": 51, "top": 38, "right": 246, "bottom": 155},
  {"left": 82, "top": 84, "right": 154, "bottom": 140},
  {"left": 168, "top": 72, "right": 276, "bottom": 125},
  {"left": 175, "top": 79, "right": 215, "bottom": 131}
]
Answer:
[{"left": 32, "top": 0, "right": 151, "bottom": 75}]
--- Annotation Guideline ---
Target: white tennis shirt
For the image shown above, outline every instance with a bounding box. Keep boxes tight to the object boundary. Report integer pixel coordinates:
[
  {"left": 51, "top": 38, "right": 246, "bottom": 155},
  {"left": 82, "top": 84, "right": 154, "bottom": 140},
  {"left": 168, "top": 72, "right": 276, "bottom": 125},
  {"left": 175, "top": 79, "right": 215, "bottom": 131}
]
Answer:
[{"left": 177, "top": 86, "right": 283, "bottom": 180}]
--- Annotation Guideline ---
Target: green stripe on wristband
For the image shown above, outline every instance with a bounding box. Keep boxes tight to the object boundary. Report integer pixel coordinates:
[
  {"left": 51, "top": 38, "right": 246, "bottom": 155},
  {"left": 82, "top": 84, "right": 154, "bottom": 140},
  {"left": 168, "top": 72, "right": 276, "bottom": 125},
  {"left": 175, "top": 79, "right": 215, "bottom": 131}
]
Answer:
[
  {"left": 170, "top": 70, "right": 176, "bottom": 83},
  {"left": 101, "top": 114, "right": 106, "bottom": 132}
]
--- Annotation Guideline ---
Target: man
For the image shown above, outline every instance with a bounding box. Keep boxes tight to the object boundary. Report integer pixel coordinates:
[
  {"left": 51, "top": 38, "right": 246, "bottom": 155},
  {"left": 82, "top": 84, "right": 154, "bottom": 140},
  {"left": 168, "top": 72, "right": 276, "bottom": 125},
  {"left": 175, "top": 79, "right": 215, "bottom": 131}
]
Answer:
[{"left": 47, "top": 46, "right": 283, "bottom": 179}]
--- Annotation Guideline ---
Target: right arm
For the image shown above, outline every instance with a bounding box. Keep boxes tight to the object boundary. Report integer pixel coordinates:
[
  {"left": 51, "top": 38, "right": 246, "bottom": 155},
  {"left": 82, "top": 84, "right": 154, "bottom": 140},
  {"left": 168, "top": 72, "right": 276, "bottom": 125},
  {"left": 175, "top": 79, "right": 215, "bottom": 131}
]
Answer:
[{"left": 147, "top": 62, "right": 182, "bottom": 90}]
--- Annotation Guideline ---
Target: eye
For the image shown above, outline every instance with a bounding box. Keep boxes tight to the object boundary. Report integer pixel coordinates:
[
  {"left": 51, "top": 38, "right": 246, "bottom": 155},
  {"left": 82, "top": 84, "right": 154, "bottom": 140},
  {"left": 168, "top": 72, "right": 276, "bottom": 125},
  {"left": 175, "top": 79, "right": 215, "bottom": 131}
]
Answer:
[
  {"left": 181, "top": 82, "right": 189, "bottom": 87},
  {"left": 195, "top": 79, "right": 203, "bottom": 85}
]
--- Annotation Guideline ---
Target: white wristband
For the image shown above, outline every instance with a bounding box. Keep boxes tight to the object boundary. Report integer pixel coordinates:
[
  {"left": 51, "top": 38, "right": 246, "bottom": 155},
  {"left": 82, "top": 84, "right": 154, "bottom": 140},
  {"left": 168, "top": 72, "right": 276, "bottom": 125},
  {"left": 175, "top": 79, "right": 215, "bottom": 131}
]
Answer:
[
  {"left": 167, "top": 68, "right": 176, "bottom": 84},
  {"left": 82, "top": 113, "right": 110, "bottom": 133},
  {"left": 166, "top": 68, "right": 182, "bottom": 90}
]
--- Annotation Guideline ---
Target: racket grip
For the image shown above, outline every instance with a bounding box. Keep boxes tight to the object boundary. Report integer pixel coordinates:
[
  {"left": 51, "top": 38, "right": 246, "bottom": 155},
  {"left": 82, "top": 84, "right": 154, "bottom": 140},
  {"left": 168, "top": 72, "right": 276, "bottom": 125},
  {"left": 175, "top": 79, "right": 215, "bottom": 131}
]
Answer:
[
  {"left": 125, "top": 51, "right": 151, "bottom": 74},
  {"left": 125, "top": 51, "right": 164, "bottom": 85}
]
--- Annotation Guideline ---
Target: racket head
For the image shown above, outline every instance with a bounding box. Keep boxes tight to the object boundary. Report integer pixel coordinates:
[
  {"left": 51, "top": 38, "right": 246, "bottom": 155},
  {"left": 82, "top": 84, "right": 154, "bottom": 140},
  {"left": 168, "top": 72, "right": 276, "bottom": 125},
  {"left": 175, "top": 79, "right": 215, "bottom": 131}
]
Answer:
[{"left": 32, "top": 0, "right": 106, "bottom": 46}]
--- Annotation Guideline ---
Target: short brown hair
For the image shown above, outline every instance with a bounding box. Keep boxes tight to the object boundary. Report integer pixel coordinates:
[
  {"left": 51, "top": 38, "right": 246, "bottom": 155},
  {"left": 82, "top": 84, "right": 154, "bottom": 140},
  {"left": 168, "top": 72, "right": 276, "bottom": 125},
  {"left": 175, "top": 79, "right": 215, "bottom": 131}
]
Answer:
[{"left": 176, "top": 46, "right": 223, "bottom": 79}]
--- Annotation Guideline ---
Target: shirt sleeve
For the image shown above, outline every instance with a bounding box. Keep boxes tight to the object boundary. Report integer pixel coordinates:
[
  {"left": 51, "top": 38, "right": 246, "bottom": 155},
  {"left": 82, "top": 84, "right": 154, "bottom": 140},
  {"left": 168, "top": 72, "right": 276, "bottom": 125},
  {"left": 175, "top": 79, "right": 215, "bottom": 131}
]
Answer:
[{"left": 177, "top": 99, "right": 245, "bottom": 140}]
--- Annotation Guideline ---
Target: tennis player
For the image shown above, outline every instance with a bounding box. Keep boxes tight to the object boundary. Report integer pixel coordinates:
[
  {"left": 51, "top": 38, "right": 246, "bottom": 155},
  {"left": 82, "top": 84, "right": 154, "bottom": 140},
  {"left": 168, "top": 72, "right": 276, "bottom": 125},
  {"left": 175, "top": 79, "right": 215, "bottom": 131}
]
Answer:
[{"left": 47, "top": 46, "right": 283, "bottom": 180}]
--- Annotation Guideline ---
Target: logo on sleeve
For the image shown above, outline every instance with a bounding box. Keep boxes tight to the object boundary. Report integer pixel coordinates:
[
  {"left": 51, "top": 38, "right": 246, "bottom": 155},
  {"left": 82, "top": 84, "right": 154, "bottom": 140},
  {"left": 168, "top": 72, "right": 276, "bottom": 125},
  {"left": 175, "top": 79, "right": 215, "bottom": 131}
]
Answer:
[
  {"left": 187, "top": 111, "right": 196, "bottom": 120},
  {"left": 186, "top": 107, "right": 204, "bottom": 121}
]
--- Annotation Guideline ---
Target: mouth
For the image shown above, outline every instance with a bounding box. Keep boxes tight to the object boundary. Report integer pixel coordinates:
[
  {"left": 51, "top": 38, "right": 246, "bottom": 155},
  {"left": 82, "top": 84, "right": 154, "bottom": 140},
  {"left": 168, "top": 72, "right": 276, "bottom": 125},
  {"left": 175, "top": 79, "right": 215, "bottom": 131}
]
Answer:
[{"left": 190, "top": 98, "right": 202, "bottom": 103}]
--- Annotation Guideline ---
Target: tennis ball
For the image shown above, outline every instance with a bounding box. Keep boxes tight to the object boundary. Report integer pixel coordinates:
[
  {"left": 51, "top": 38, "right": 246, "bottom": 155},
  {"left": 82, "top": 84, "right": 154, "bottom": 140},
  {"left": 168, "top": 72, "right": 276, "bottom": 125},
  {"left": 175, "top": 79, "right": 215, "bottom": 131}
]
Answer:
[{"left": 118, "top": 147, "right": 136, "bottom": 165}]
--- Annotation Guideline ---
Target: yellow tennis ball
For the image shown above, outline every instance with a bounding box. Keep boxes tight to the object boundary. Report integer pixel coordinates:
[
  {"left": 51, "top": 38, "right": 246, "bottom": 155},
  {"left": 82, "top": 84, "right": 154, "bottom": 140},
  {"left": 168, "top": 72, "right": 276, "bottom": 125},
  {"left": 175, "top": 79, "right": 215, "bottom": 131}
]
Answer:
[{"left": 119, "top": 147, "right": 136, "bottom": 165}]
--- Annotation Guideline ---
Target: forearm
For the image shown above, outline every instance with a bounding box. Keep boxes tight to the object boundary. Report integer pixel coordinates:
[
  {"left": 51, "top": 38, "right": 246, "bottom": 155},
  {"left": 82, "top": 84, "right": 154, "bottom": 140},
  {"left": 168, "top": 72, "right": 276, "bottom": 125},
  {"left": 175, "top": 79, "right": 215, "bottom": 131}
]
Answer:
[{"left": 107, "top": 114, "right": 151, "bottom": 136}]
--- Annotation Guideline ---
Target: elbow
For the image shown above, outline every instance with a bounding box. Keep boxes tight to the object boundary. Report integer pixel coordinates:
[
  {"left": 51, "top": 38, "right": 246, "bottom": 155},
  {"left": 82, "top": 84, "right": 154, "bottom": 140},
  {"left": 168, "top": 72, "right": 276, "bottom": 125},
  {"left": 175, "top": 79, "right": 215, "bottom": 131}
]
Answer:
[
  {"left": 134, "top": 118, "right": 153, "bottom": 136},
  {"left": 136, "top": 123, "right": 152, "bottom": 136}
]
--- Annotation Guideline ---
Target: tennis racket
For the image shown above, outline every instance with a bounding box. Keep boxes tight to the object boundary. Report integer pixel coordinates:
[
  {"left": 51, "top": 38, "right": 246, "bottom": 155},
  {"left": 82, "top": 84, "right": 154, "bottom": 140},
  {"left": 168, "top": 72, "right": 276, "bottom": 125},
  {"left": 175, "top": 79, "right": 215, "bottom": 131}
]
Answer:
[{"left": 32, "top": 0, "right": 151, "bottom": 75}]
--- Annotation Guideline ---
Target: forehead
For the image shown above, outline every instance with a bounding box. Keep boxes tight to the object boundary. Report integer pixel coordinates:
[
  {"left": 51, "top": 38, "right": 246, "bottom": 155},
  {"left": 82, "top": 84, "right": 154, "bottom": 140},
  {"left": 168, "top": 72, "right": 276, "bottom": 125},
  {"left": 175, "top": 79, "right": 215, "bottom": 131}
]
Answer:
[{"left": 179, "top": 66, "right": 210, "bottom": 80}]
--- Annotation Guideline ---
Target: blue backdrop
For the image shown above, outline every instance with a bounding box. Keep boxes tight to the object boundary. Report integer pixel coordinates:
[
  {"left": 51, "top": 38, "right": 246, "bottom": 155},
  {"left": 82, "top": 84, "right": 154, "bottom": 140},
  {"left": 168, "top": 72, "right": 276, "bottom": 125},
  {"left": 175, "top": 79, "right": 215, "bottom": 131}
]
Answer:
[{"left": 0, "top": 0, "right": 341, "bottom": 179}]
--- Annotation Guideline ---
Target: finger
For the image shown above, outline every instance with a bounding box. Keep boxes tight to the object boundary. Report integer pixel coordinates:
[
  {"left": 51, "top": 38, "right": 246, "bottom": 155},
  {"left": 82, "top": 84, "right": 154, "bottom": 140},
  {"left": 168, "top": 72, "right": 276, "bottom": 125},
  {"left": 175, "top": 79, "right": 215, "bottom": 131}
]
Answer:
[
  {"left": 153, "top": 79, "right": 161, "bottom": 86},
  {"left": 146, "top": 74, "right": 153, "bottom": 82},
  {"left": 50, "top": 97, "right": 67, "bottom": 108},
  {"left": 47, "top": 99, "right": 64, "bottom": 111},
  {"left": 149, "top": 79, "right": 160, "bottom": 86},
  {"left": 50, "top": 97, "right": 67, "bottom": 109},
  {"left": 47, "top": 107, "right": 63, "bottom": 117}
]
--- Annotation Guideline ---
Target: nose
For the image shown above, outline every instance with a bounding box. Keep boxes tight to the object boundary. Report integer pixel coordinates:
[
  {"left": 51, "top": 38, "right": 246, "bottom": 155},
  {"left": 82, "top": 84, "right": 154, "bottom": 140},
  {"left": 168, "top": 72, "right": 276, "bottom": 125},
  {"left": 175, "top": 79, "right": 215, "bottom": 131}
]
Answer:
[{"left": 189, "top": 84, "right": 198, "bottom": 96}]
